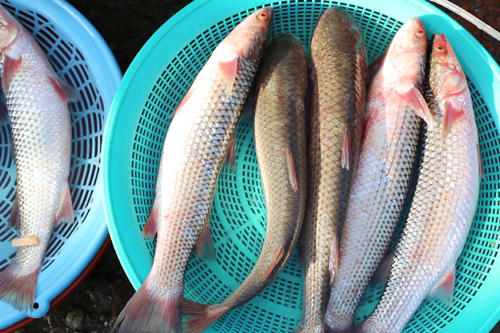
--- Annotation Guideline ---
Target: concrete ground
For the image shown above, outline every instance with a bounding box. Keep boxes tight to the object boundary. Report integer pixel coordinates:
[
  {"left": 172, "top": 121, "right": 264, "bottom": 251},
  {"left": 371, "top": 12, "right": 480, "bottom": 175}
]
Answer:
[{"left": 10, "top": 0, "right": 500, "bottom": 332}]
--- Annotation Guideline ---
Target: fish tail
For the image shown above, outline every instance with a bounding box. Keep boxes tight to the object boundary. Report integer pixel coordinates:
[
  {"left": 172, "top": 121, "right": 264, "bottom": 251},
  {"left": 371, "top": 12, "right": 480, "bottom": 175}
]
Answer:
[
  {"left": 114, "top": 281, "right": 182, "bottom": 333},
  {"left": 0, "top": 261, "right": 39, "bottom": 313},
  {"left": 181, "top": 298, "right": 224, "bottom": 333}
]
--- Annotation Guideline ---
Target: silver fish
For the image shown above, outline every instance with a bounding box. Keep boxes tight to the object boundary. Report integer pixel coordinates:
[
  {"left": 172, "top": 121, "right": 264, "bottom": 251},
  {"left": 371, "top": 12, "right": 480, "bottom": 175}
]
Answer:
[
  {"left": 353, "top": 33, "right": 481, "bottom": 333},
  {"left": 114, "top": 8, "right": 272, "bottom": 333}
]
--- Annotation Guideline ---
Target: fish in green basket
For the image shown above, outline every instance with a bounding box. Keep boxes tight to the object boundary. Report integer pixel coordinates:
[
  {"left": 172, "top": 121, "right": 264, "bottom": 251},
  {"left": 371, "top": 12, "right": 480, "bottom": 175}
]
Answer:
[
  {"left": 114, "top": 7, "right": 272, "bottom": 333},
  {"left": 295, "top": 7, "right": 367, "bottom": 332},
  {"left": 353, "top": 33, "right": 481, "bottom": 333},
  {"left": 181, "top": 32, "right": 308, "bottom": 333},
  {"left": 324, "top": 18, "right": 427, "bottom": 333},
  {"left": 0, "top": 5, "right": 77, "bottom": 313}
]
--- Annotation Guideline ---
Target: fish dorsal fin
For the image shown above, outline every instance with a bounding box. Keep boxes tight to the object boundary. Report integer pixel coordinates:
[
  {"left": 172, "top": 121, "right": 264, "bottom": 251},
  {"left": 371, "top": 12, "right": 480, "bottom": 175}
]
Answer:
[
  {"left": 55, "top": 184, "right": 75, "bottom": 225},
  {"left": 219, "top": 55, "right": 239, "bottom": 99},
  {"left": 195, "top": 219, "right": 216, "bottom": 261},
  {"left": 174, "top": 85, "right": 195, "bottom": 117},
  {"left": 225, "top": 137, "right": 236, "bottom": 172},
  {"left": 47, "top": 75, "right": 79, "bottom": 103},
  {"left": 427, "top": 266, "right": 455, "bottom": 306},
  {"left": 398, "top": 86, "right": 431, "bottom": 124},
  {"left": 142, "top": 206, "right": 159, "bottom": 239},
  {"left": 2, "top": 55, "right": 22, "bottom": 93}
]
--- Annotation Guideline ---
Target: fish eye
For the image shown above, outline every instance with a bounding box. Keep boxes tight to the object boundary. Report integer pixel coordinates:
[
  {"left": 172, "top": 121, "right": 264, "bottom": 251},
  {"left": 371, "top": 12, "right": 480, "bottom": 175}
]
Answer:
[
  {"left": 415, "top": 29, "right": 425, "bottom": 37},
  {"left": 258, "top": 12, "right": 269, "bottom": 21},
  {"left": 436, "top": 45, "right": 445, "bottom": 52}
]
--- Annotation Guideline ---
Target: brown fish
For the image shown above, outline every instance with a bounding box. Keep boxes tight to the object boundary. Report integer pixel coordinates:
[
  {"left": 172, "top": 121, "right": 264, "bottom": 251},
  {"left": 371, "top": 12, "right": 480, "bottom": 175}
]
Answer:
[
  {"left": 295, "top": 7, "right": 367, "bottom": 333},
  {"left": 182, "top": 32, "right": 308, "bottom": 333}
]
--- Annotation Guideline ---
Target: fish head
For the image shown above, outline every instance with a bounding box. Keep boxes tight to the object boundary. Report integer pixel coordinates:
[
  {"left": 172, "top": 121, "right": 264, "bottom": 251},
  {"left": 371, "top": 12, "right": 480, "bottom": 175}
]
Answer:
[
  {"left": 429, "top": 33, "right": 467, "bottom": 101},
  {"left": 0, "top": 6, "right": 21, "bottom": 51},
  {"left": 226, "top": 7, "right": 272, "bottom": 60},
  {"left": 385, "top": 18, "right": 427, "bottom": 84}
]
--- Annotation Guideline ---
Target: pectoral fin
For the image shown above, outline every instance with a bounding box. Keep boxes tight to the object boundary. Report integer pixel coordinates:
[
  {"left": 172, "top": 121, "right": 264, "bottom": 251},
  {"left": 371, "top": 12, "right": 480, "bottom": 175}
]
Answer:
[
  {"left": 398, "top": 86, "right": 431, "bottom": 124},
  {"left": 2, "top": 55, "right": 22, "bottom": 93},
  {"left": 219, "top": 55, "right": 239, "bottom": 99}
]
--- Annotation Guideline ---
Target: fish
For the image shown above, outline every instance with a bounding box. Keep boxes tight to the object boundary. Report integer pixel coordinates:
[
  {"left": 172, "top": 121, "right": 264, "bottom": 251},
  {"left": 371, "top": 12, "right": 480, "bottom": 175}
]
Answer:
[
  {"left": 324, "top": 18, "right": 428, "bottom": 333},
  {"left": 180, "top": 32, "right": 309, "bottom": 333},
  {"left": 295, "top": 7, "right": 367, "bottom": 332},
  {"left": 0, "top": 5, "right": 76, "bottom": 312},
  {"left": 113, "top": 7, "right": 272, "bottom": 333},
  {"left": 353, "top": 33, "right": 481, "bottom": 333}
]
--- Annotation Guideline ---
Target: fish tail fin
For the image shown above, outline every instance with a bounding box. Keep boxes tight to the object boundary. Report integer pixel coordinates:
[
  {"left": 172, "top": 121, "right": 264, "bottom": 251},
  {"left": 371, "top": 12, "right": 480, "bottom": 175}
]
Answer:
[
  {"left": 181, "top": 298, "right": 224, "bottom": 333},
  {"left": 114, "top": 281, "right": 182, "bottom": 333},
  {"left": 0, "top": 261, "right": 39, "bottom": 313}
]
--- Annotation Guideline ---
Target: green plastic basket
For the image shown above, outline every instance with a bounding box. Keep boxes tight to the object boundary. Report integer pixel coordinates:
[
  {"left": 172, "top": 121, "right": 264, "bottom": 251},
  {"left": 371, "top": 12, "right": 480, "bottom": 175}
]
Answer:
[{"left": 102, "top": 0, "right": 500, "bottom": 332}]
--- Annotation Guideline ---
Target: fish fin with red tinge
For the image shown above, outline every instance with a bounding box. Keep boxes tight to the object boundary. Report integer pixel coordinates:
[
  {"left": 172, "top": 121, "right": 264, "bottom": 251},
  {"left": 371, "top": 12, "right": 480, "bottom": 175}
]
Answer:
[
  {"left": 427, "top": 266, "right": 455, "bottom": 306},
  {"left": 55, "top": 184, "right": 74, "bottom": 225},
  {"left": 219, "top": 55, "right": 239, "bottom": 98},
  {"left": 56, "top": 76, "right": 79, "bottom": 102},
  {"left": 175, "top": 85, "right": 195, "bottom": 117},
  {"left": 195, "top": 220, "right": 216, "bottom": 261},
  {"left": 181, "top": 298, "right": 222, "bottom": 333},
  {"left": 399, "top": 86, "right": 431, "bottom": 124},
  {"left": 225, "top": 138, "right": 236, "bottom": 172},
  {"left": 369, "top": 249, "right": 394, "bottom": 288},
  {"left": 443, "top": 97, "right": 463, "bottom": 139},
  {"left": 8, "top": 196, "right": 19, "bottom": 229},
  {"left": 142, "top": 206, "right": 158, "bottom": 239},
  {"left": 241, "top": 90, "right": 256, "bottom": 120},
  {"left": 340, "top": 128, "right": 352, "bottom": 170},
  {"left": 263, "top": 246, "right": 285, "bottom": 279},
  {"left": 286, "top": 148, "right": 298, "bottom": 192},
  {"left": 329, "top": 236, "right": 339, "bottom": 283},
  {"left": 114, "top": 281, "right": 183, "bottom": 333},
  {"left": 47, "top": 75, "right": 79, "bottom": 104},
  {"left": 2, "top": 55, "right": 22, "bottom": 93},
  {"left": 0, "top": 261, "right": 40, "bottom": 313}
]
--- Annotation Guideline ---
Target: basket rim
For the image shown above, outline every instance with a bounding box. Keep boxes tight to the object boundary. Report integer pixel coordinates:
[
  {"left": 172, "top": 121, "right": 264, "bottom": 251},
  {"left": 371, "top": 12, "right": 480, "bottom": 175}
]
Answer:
[
  {"left": 102, "top": 0, "right": 500, "bottom": 332},
  {"left": 0, "top": 0, "right": 121, "bottom": 329}
]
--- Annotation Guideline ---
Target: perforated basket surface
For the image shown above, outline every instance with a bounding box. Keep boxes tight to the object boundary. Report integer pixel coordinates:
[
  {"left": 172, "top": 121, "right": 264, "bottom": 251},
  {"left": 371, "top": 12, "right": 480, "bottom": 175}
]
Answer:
[
  {"left": 103, "top": 0, "right": 500, "bottom": 332},
  {"left": 0, "top": 0, "right": 121, "bottom": 329}
]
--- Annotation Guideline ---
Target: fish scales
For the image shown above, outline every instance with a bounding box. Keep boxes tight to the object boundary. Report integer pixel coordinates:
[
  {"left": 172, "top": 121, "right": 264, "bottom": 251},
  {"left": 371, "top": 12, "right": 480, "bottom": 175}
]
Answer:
[
  {"left": 115, "top": 8, "right": 271, "bottom": 333},
  {"left": 0, "top": 5, "right": 74, "bottom": 313},
  {"left": 297, "top": 7, "right": 367, "bottom": 332},
  {"left": 325, "top": 18, "right": 427, "bottom": 333},
  {"left": 180, "top": 32, "right": 308, "bottom": 333},
  {"left": 355, "top": 33, "right": 481, "bottom": 333}
]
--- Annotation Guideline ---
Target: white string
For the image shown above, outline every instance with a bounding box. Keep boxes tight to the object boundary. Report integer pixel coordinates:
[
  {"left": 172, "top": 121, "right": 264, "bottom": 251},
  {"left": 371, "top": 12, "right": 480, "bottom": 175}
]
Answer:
[{"left": 429, "top": 0, "right": 500, "bottom": 42}]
